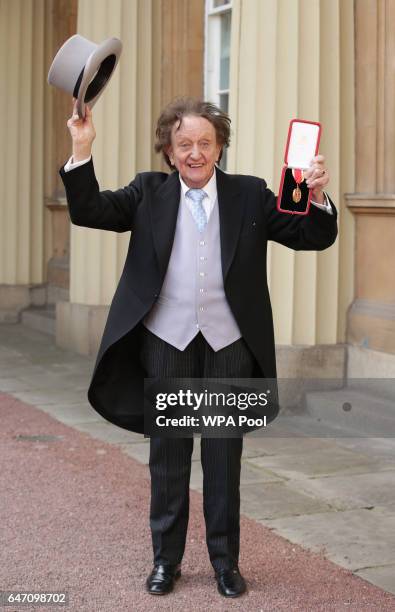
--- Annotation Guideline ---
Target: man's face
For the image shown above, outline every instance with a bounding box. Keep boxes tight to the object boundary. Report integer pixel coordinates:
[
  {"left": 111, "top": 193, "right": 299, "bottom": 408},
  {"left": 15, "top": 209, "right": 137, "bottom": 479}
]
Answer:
[{"left": 166, "top": 115, "right": 222, "bottom": 188}]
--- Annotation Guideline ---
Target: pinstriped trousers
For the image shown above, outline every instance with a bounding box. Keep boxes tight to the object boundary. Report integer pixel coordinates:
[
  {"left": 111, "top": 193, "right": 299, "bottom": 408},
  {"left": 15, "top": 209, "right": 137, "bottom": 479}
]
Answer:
[{"left": 140, "top": 326, "right": 256, "bottom": 571}]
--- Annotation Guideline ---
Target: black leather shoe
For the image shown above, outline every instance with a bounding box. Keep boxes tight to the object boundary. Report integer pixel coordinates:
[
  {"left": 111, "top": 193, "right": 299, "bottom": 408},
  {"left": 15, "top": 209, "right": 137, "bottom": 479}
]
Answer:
[
  {"left": 215, "top": 566, "right": 247, "bottom": 598},
  {"left": 146, "top": 563, "right": 181, "bottom": 595}
]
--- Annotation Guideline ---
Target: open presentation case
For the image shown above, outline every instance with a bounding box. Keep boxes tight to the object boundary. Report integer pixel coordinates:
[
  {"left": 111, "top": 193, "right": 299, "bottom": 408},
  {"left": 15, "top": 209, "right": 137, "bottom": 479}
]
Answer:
[{"left": 277, "top": 119, "right": 321, "bottom": 215}]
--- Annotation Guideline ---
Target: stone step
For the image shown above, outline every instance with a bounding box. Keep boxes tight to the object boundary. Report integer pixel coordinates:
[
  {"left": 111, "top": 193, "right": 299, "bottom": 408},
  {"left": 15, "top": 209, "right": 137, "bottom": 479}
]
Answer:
[
  {"left": 304, "top": 388, "right": 395, "bottom": 437},
  {"left": 21, "top": 305, "right": 56, "bottom": 336}
]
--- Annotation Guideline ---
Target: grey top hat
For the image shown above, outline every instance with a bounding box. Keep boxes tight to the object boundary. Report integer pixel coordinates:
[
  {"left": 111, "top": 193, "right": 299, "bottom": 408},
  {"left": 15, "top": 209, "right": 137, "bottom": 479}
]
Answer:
[{"left": 48, "top": 34, "right": 122, "bottom": 118}]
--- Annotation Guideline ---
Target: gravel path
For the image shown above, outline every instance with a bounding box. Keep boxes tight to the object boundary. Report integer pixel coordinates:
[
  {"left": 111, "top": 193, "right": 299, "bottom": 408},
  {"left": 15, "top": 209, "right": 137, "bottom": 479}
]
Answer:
[{"left": 1, "top": 391, "right": 394, "bottom": 612}]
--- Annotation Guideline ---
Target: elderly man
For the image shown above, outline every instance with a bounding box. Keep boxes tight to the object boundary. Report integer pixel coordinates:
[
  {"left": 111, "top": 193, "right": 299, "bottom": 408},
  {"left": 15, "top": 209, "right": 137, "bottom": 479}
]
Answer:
[{"left": 60, "top": 97, "right": 337, "bottom": 598}]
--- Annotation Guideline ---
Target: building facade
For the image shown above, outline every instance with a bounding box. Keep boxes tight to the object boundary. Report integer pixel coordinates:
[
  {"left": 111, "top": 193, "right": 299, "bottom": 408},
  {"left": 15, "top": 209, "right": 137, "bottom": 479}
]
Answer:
[{"left": 1, "top": 0, "right": 394, "bottom": 378}]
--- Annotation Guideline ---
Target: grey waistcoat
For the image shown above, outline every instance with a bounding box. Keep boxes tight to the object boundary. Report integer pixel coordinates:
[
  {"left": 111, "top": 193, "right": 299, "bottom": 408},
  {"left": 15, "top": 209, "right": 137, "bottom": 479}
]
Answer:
[{"left": 143, "top": 193, "right": 242, "bottom": 351}]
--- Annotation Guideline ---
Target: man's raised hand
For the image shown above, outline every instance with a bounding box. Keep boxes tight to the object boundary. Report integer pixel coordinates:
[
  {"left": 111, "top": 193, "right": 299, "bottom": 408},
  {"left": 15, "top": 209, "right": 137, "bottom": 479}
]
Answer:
[
  {"left": 67, "top": 98, "right": 96, "bottom": 162},
  {"left": 304, "top": 155, "right": 330, "bottom": 204}
]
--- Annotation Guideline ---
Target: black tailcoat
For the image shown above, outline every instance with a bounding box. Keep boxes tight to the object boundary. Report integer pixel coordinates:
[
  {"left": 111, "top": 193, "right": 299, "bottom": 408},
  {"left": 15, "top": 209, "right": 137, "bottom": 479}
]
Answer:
[{"left": 60, "top": 160, "right": 338, "bottom": 434}]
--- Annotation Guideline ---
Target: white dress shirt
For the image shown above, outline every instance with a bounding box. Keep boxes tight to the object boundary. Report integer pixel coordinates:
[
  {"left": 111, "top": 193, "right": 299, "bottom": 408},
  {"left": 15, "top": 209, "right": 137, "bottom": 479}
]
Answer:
[
  {"left": 63, "top": 155, "right": 333, "bottom": 214},
  {"left": 179, "top": 169, "right": 217, "bottom": 221}
]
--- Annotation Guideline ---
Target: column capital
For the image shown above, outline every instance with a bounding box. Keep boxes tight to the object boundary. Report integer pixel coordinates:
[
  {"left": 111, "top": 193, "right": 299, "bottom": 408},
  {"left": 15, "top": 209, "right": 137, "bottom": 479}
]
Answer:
[{"left": 345, "top": 193, "right": 395, "bottom": 214}]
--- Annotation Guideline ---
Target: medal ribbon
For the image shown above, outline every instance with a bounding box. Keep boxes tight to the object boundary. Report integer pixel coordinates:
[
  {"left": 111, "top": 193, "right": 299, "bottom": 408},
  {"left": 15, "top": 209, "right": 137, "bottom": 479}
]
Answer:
[{"left": 292, "top": 168, "right": 304, "bottom": 184}]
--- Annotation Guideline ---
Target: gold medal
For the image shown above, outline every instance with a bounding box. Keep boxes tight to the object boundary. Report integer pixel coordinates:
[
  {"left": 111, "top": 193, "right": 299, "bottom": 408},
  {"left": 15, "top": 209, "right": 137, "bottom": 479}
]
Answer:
[
  {"left": 291, "top": 168, "right": 304, "bottom": 204},
  {"left": 292, "top": 186, "right": 302, "bottom": 203}
]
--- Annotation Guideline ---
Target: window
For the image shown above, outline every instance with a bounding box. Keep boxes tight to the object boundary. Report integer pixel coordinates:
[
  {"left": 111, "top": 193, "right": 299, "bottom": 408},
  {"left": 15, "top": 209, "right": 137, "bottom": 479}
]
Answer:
[{"left": 205, "top": 0, "right": 232, "bottom": 170}]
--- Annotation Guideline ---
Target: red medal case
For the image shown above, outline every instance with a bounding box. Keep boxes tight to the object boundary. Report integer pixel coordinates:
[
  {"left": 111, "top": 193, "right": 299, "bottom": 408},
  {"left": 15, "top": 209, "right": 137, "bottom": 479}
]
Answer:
[{"left": 277, "top": 119, "right": 322, "bottom": 215}]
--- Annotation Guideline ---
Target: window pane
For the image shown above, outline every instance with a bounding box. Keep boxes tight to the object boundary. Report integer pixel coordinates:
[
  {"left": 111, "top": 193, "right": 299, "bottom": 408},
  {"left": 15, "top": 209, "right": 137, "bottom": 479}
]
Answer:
[
  {"left": 219, "top": 11, "right": 231, "bottom": 91},
  {"left": 219, "top": 148, "right": 228, "bottom": 171},
  {"left": 219, "top": 93, "right": 229, "bottom": 114},
  {"left": 213, "top": 0, "right": 231, "bottom": 7},
  {"left": 218, "top": 93, "right": 229, "bottom": 170}
]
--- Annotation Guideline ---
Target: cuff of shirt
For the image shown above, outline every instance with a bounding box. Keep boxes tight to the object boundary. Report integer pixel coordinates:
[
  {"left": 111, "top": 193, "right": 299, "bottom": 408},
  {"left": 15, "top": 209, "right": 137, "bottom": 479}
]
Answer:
[
  {"left": 63, "top": 154, "right": 92, "bottom": 173},
  {"left": 310, "top": 192, "right": 333, "bottom": 215}
]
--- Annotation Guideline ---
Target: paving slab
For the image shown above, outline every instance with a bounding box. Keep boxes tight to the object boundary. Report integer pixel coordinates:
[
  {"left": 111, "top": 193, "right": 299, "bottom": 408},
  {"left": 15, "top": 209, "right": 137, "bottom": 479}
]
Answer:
[
  {"left": 270, "top": 413, "right": 370, "bottom": 438},
  {"left": 0, "top": 364, "right": 53, "bottom": 378},
  {"left": 191, "top": 438, "right": 201, "bottom": 462},
  {"left": 190, "top": 460, "right": 203, "bottom": 489},
  {"left": 17, "top": 372, "right": 89, "bottom": 391},
  {"left": 43, "top": 361, "right": 94, "bottom": 374},
  {"left": 355, "top": 565, "right": 395, "bottom": 595},
  {"left": 74, "top": 421, "right": 143, "bottom": 444},
  {"left": 34, "top": 403, "right": 106, "bottom": 425},
  {"left": 240, "top": 481, "right": 332, "bottom": 520},
  {"left": 11, "top": 388, "right": 87, "bottom": 406},
  {"left": 305, "top": 389, "right": 395, "bottom": 437},
  {"left": 239, "top": 462, "right": 286, "bottom": 485},
  {"left": 0, "top": 357, "right": 33, "bottom": 368},
  {"left": 286, "top": 470, "right": 395, "bottom": 510},
  {"left": 243, "top": 434, "right": 335, "bottom": 456},
  {"left": 246, "top": 446, "right": 387, "bottom": 480},
  {"left": 0, "top": 377, "right": 36, "bottom": 392},
  {"left": 263, "top": 506, "right": 395, "bottom": 571},
  {"left": 333, "top": 436, "right": 395, "bottom": 463}
]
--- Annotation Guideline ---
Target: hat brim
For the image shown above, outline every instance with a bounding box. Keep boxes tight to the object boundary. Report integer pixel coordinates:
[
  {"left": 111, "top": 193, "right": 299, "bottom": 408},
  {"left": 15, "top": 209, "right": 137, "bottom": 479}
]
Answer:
[{"left": 75, "top": 38, "right": 122, "bottom": 119}]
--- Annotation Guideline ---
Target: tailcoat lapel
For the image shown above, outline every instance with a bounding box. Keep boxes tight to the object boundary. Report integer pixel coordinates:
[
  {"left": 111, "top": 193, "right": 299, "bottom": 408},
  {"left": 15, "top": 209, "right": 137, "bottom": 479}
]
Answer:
[
  {"left": 149, "top": 171, "right": 180, "bottom": 279},
  {"left": 215, "top": 167, "right": 244, "bottom": 281}
]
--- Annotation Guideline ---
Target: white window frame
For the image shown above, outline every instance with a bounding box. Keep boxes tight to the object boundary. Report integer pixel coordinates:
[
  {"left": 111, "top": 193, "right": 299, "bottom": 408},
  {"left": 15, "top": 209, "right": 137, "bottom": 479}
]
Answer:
[
  {"left": 204, "top": 0, "right": 232, "bottom": 169},
  {"left": 204, "top": 0, "right": 232, "bottom": 108}
]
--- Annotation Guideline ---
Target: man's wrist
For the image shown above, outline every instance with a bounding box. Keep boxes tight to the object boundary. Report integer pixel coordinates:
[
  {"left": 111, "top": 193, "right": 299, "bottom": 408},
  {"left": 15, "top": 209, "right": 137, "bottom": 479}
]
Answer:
[
  {"left": 64, "top": 154, "right": 92, "bottom": 172},
  {"left": 310, "top": 191, "right": 332, "bottom": 214},
  {"left": 72, "top": 146, "right": 93, "bottom": 162},
  {"left": 310, "top": 189, "right": 324, "bottom": 204}
]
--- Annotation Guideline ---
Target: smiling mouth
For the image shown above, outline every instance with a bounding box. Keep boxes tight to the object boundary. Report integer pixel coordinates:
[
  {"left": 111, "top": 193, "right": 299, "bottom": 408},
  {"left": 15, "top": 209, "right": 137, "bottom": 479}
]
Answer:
[{"left": 188, "top": 163, "right": 204, "bottom": 168}]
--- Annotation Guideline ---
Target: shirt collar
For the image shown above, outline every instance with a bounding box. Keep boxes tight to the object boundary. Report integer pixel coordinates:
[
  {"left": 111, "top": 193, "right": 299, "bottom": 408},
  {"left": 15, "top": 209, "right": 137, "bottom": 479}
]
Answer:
[{"left": 179, "top": 166, "right": 218, "bottom": 202}]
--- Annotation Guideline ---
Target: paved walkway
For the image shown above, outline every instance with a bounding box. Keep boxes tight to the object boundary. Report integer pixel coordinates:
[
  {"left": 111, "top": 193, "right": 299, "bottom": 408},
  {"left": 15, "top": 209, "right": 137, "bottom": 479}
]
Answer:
[{"left": 1, "top": 323, "right": 395, "bottom": 611}]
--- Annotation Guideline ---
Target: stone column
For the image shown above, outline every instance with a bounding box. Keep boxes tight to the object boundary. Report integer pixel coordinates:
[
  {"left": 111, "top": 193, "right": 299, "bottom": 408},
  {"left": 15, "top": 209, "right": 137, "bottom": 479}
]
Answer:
[
  {"left": 44, "top": 0, "right": 77, "bottom": 305},
  {"left": 0, "top": 0, "right": 46, "bottom": 321},
  {"left": 345, "top": 0, "right": 395, "bottom": 359}
]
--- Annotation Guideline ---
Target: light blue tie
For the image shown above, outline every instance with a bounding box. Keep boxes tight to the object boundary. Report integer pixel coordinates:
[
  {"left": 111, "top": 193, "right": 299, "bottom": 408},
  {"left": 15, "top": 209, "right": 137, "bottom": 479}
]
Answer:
[{"left": 186, "top": 188, "right": 208, "bottom": 232}]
